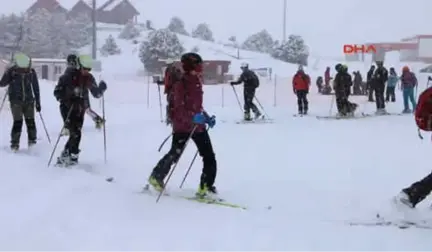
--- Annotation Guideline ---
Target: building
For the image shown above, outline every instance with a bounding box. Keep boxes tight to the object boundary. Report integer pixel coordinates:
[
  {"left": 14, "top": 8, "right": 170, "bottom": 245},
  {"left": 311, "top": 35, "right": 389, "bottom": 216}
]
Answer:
[
  {"left": 345, "top": 35, "right": 432, "bottom": 63},
  {"left": 31, "top": 58, "right": 67, "bottom": 81},
  {"left": 27, "top": 0, "right": 140, "bottom": 25}
]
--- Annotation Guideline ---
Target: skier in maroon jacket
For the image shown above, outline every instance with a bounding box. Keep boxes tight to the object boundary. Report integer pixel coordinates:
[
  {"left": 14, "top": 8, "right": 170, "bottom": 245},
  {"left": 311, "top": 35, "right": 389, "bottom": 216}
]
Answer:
[{"left": 147, "top": 52, "right": 218, "bottom": 198}]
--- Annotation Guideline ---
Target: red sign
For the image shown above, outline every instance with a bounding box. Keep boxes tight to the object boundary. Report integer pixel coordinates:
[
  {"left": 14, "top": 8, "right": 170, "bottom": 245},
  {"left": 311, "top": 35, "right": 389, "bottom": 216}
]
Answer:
[{"left": 343, "top": 44, "right": 377, "bottom": 54}]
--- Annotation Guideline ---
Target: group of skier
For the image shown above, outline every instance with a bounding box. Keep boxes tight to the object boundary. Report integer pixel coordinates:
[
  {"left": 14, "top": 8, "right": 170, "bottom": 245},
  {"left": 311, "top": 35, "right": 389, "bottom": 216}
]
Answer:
[{"left": 0, "top": 52, "right": 107, "bottom": 166}]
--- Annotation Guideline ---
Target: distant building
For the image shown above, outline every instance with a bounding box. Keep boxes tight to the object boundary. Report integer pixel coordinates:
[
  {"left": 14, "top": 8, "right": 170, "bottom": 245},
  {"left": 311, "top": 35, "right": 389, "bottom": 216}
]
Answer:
[
  {"left": 26, "top": 0, "right": 140, "bottom": 25},
  {"left": 345, "top": 35, "right": 432, "bottom": 63}
]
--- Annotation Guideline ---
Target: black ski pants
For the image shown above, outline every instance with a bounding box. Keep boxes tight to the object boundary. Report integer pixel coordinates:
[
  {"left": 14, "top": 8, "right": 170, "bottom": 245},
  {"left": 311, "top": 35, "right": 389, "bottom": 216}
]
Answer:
[
  {"left": 403, "top": 172, "right": 432, "bottom": 207},
  {"left": 295, "top": 90, "right": 308, "bottom": 113},
  {"left": 152, "top": 130, "right": 217, "bottom": 188},
  {"left": 60, "top": 104, "right": 85, "bottom": 155},
  {"left": 374, "top": 82, "right": 386, "bottom": 109},
  {"left": 385, "top": 86, "right": 396, "bottom": 102},
  {"left": 243, "top": 87, "right": 259, "bottom": 114},
  {"left": 10, "top": 101, "right": 37, "bottom": 145},
  {"left": 368, "top": 82, "right": 374, "bottom": 101}
]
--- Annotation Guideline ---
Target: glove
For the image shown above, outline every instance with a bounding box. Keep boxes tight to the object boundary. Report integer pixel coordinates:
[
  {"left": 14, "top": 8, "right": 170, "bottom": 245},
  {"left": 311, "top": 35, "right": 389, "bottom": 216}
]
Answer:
[
  {"left": 35, "top": 102, "right": 41, "bottom": 112},
  {"left": 206, "top": 115, "right": 216, "bottom": 128},
  {"left": 99, "top": 80, "right": 107, "bottom": 92},
  {"left": 230, "top": 81, "right": 235, "bottom": 85},
  {"left": 193, "top": 113, "right": 216, "bottom": 128}
]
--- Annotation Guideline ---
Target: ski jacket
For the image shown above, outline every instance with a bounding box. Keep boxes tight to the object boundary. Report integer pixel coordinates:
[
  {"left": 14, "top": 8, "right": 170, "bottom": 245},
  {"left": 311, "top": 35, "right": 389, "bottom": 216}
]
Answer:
[
  {"left": 231, "top": 69, "right": 259, "bottom": 88},
  {"left": 324, "top": 68, "right": 331, "bottom": 84},
  {"left": 400, "top": 71, "right": 417, "bottom": 89},
  {"left": 387, "top": 74, "right": 398, "bottom": 87},
  {"left": 170, "top": 72, "right": 205, "bottom": 133},
  {"left": 372, "top": 67, "right": 388, "bottom": 85},
  {"left": 292, "top": 71, "right": 310, "bottom": 91},
  {"left": 53, "top": 69, "right": 103, "bottom": 112},
  {"left": 0, "top": 66, "right": 40, "bottom": 105},
  {"left": 333, "top": 71, "right": 352, "bottom": 97},
  {"left": 415, "top": 86, "right": 432, "bottom": 131}
]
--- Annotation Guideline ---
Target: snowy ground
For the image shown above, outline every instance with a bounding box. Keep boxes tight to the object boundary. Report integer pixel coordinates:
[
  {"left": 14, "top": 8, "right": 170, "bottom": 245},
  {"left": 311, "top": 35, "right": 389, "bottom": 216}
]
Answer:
[{"left": 1, "top": 76, "right": 432, "bottom": 250}]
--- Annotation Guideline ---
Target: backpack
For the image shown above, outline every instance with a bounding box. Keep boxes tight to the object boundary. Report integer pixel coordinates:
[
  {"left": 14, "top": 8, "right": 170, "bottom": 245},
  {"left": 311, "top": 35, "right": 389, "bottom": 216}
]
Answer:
[
  {"left": 250, "top": 71, "right": 259, "bottom": 87},
  {"left": 415, "top": 87, "right": 432, "bottom": 131}
]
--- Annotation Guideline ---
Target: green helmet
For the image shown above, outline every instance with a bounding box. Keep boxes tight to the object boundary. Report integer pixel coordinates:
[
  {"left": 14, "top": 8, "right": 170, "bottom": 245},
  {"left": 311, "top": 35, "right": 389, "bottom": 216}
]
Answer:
[
  {"left": 14, "top": 52, "right": 30, "bottom": 68},
  {"left": 78, "top": 54, "right": 93, "bottom": 69}
]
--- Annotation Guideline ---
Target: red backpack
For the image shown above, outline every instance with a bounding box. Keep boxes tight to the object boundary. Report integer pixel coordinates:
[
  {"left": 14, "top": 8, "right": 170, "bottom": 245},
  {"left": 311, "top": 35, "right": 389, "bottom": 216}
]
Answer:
[{"left": 415, "top": 87, "right": 432, "bottom": 131}]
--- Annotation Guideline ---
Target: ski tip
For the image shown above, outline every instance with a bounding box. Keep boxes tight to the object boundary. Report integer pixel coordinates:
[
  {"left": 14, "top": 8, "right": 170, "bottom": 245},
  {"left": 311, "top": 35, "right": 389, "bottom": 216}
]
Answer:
[{"left": 106, "top": 177, "right": 114, "bottom": 182}]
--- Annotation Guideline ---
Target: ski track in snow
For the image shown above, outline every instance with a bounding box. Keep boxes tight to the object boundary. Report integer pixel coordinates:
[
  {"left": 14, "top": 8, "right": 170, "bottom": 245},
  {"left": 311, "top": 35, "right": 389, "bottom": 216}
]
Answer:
[{"left": 1, "top": 75, "right": 432, "bottom": 250}]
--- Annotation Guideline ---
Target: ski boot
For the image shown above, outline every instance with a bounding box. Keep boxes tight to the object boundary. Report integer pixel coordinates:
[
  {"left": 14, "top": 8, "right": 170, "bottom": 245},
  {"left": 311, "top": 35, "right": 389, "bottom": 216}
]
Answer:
[
  {"left": 402, "top": 108, "right": 412, "bottom": 114},
  {"left": 375, "top": 108, "right": 387, "bottom": 115},
  {"left": 56, "top": 149, "right": 76, "bottom": 167},
  {"left": 195, "top": 184, "right": 218, "bottom": 199},
  {"left": 94, "top": 116, "right": 105, "bottom": 130},
  {"left": 243, "top": 111, "right": 252, "bottom": 121},
  {"left": 148, "top": 174, "right": 164, "bottom": 192},
  {"left": 254, "top": 110, "right": 263, "bottom": 119},
  {"left": 10, "top": 142, "right": 19, "bottom": 152},
  {"left": 60, "top": 127, "right": 70, "bottom": 136}
]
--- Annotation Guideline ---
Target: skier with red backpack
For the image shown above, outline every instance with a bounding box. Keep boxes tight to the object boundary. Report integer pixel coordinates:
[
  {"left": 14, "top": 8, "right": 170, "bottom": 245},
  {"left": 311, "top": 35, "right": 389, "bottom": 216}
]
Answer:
[
  {"left": 395, "top": 86, "right": 432, "bottom": 207},
  {"left": 400, "top": 66, "right": 417, "bottom": 113}
]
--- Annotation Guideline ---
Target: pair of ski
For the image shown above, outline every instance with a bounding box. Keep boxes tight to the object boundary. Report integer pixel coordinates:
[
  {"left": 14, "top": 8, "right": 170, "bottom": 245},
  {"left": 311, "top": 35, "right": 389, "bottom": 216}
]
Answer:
[
  {"left": 236, "top": 115, "right": 272, "bottom": 124},
  {"left": 316, "top": 112, "right": 406, "bottom": 120},
  {"left": 54, "top": 160, "right": 115, "bottom": 182},
  {"left": 349, "top": 213, "right": 432, "bottom": 230},
  {"left": 142, "top": 184, "right": 247, "bottom": 210}
]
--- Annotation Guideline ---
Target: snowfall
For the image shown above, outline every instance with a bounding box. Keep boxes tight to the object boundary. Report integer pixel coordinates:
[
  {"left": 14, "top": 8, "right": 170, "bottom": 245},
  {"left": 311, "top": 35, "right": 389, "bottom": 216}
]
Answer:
[{"left": 2, "top": 30, "right": 432, "bottom": 250}]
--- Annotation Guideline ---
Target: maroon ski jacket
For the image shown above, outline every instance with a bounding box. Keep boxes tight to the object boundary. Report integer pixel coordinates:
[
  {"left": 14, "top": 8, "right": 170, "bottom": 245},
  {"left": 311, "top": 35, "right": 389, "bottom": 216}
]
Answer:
[{"left": 170, "top": 73, "right": 205, "bottom": 133}]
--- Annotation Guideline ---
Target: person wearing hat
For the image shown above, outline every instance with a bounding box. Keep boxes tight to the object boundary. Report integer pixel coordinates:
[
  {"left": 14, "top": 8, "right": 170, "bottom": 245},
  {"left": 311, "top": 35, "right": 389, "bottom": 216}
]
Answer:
[
  {"left": 0, "top": 52, "right": 41, "bottom": 151},
  {"left": 148, "top": 52, "right": 218, "bottom": 198},
  {"left": 372, "top": 61, "right": 388, "bottom": 114},
  {"left": 53, "top": 54, "right": 107, "bottom": 166},
  {"left": 366, "top": 65, "right": 376, "bottom": 102},
  {"left": 59, "top": 54, "right": 105, "bottom": 136},
  {"left": 333, "top": 64, "right": 357, "bottom": 117}
]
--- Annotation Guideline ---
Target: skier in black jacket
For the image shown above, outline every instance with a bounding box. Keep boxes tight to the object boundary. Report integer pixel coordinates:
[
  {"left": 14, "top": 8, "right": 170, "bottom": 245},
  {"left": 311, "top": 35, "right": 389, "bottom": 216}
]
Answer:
[
  {"left": 60, "top": 54, "right": 104, "bottom": 136},
  {"left": 230, "top": 63, "right": 262, "bottom": 121},
  {"left": 53, "top": 55, "right": 107, "bottom": 166},
  {"left": 333, "top": 64, "right": 357, "bottom": 117},
  {"left": 0, "top": 53, "right": 41, "bottom": 151},
  {"left": 367, "top": 65, "right": 375, "bottom": 102},
  {"left": 372, "top": 61, "right": 388, "bottom": 114}
]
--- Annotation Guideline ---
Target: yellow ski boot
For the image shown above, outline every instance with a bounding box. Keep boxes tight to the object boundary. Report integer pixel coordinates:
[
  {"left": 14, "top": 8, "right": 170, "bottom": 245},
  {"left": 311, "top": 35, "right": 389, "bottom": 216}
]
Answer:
[{"left": 148, "top": 175, "right": 164, "bottom": 192}]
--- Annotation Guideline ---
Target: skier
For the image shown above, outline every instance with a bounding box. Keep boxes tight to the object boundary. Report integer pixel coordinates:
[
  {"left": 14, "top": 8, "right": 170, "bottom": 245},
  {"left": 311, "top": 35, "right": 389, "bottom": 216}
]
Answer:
[
  {"left": 367, "top": 65, "right": 375, "bottom": 102},
  {"left": 333, "top": 64, "right": 357, "bottom": 117},
  {"left": 0, "top": 53, "right": 40, "bottom": 151},
  {"left": 353, "top": 71, "right": 363, "bottom": 95},
  {"left": 372, "top": 61, "right": 388, "bottom": 114},
  {"left": 53, "top": 54, "right": 107, "bottom": 166},
  {"left": 147, "top": 52, "right": 218, "bottom": 198},
  {"left": 400, "top": 66, "right": 417, "bottom": 113},
  {"left": 292, "top": 66, "right": 310, "bottom": 114},
  {"left": 60, "top": 54, "right": 105, "bottom": 136},
  {"left": 230, "top": 63, "right": 262, "bottom": 121},
  {"left": 385, "top": 67, "right": 398, "bottom": 102},
  {"left": 316, "top": 76, "right": 323, "bottom": 93},
  {"left": 395, "top": 86, "right": 432, "bottom": 208},
  {"left": 324, "top": 66, "right": 331, "bottom": 87}
]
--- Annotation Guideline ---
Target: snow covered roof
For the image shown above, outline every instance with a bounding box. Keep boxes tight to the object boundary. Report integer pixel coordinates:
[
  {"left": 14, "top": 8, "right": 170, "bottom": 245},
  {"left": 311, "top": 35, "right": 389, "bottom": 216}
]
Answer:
[
  {"left": 101, "top": 0, "right": 123, "bottom": 11},
  {"left": 31, "top": 58, "right": 66, "bottom": 63}
]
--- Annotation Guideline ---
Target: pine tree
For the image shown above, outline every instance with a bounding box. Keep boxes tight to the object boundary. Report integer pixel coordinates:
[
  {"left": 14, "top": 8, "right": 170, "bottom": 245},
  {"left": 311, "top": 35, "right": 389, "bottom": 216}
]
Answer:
[
  {"left": 167, "top": 16, "right": 189, "bottom": 36},
  {"left": 139, "top": 29, "right": 185, "bottom": 74},
  {"left": 21, "top": 8, "right": 54, "bottom": 57},
  {"left": 118, "top": 21, "right": 141, "bottom": 40},
  {"left": 49, "top": 12, "right": 69, "bottom": 58},
  {"left": 271, "top": 34, "right": 309, "bottom": 66},
  {"left": 100, "top": 34, "right": 121, "bottom": 56},
  {"left": 66, "top": 13, "right": 92, "bottom": 50},
  {"left": 242, "top": 29, "right": 274, "bottom": 53},
  {"left": 191, "top": 23, "right": 214, "bottom": 42}
]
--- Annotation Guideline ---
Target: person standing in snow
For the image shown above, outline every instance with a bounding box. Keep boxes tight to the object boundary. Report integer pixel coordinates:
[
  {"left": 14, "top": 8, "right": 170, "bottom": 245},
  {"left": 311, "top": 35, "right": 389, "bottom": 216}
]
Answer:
[
  {"left": 352, "top": 71, "right": 363, "bottom": 95},
  {"left": 333, "top": 64, "right": 357, "bottom": 117},
  {"left": 53, "top": 55, "right": 107, "bottom": 166},
  {"left": 385, "top": 67, "right": 398, "bottom": 102},
  {"left": 0, "top": 53, "right": 40, "bottom": 151},
  {"left": 395, "top": 86, "right": 432, "bottom": 208},
  {"left": 292, "top": 66, "right": 310, "bottom": 115},
  {"left": 230, "top": 63, "right": 262, "bottom": 121},
  {"left": 372, "top": 61, "right": 388, "bottom": 114},
  {"left": 367, "top": 65, "right": 375, "bottom": 102},
  {"left": 324, "top": 67, "right": 331, "bottom": 87},
  {"left": 400, "top": 66, "right": 417, "bottom": 113},
  {"left": 147, "top": 52, "right": 218, "bottom": 198}
]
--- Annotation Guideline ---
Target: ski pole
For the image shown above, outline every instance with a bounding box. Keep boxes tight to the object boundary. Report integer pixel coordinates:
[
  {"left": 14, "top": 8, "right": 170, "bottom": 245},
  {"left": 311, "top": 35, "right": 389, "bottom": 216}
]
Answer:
[
  {"left": 231, "top": 85, "right": 243, "bottom": 113},
  {"left": 47, "top": 105, "right": 74, "bottom": 167},
  {"left": 158, "top": 133, "right": 172, "bottom": 152},
  {"left": 329, "top": 94, "right": 335, "bottom": 116},
  {"left": 102, "top": 94, "right": 107, "bottom": 164},
  {"left": 157, "top": 83, "right": 163, "bottom": 122},
  {"left": 38, "top": 112, "right": 51, "bottom": 144},
  {"left": 156, "top": 125, "right": 197, "bottom": 203},
  {"left": 254, "top": 96, "right": 270, "bottom": 119},
  {"left": 0, "top": 93, "right": 7, "bottom": 115}
]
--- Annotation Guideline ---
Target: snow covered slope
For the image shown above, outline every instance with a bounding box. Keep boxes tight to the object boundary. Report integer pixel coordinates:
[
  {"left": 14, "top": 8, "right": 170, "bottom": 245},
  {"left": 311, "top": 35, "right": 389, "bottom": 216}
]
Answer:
[{"left": 2, "top": 75, "right": 432, "bottom": 250}]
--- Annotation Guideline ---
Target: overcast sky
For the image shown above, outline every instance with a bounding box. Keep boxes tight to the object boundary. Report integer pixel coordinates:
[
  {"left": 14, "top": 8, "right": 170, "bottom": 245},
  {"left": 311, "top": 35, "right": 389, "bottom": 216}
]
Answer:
[{"left": 4, "top": 0, "right": 431, "bottom": 57}]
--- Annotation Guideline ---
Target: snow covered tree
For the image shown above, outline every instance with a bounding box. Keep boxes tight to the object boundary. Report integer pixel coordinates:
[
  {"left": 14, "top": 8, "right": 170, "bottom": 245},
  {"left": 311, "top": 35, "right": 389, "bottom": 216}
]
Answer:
[
  {"left": 167, "top": 16, "right": 189, "bottom": 36},
  {"left": 145, "top": 20, "right": 155, "bottom": 30},
  {"left": 139, "top": 29, "right": 185, "bottom": 74},
  {"left": 228, "top": 35, "right": 238, "bottom": 47},
  {"left": 118, "top": 21, "right": 141, "bottom": 40},
  {"left": 191, "top": 23, "right": 214, "bottom": 42},
  {"left": 21, "top": 9, "right": 54, "bottom": 57},
  {"left": 100, "top": 34, "right": 121, "bottom": 56},
  {"left": 191, "top": 45, "right": 199, "bottom": 53},
  {"left": 0, "top": 14, "right": 24, "bottom": 51},
  {"left": 271, "top": 34, "right": 309, "bottom": 66},
  {"left": 49, "top": 12, "right": 69, "bottom": 58},
  {"left": 242, "top": 29, "right": 274, "bottom": 53},
  {"left": 66, "top": 13, "right": 92, "bottom": 50}
]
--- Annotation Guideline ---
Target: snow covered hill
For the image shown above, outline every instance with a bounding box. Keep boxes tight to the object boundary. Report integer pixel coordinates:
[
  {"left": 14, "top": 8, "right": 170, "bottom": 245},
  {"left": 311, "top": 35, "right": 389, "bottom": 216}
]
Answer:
[{"left": 2, "top": 71, "right": 432, "bottom": 249}]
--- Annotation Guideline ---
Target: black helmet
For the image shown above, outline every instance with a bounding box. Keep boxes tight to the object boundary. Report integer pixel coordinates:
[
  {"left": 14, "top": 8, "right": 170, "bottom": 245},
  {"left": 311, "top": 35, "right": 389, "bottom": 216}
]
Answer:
[
  {"left": 66, "top": 54, "right": 78, "bottom": 67},
  {"left": 181, "top": 52, "right": 203, "bottom": 72},
  {"left": 335, "top": 63, "right": 342, "bottom": 72}
]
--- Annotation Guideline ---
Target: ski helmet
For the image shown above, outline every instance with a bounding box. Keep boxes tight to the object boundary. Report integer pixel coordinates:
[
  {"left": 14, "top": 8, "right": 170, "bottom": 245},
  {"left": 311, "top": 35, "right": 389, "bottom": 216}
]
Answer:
[
  {"left": 181, "top": 52, "right": 203, "bottom": 72},
  {"left": 14, "top": 52, "right": 30, "bottom": 68},
  {"left": 240, "top": 62, "right": 249, "bottom": 69},
  {"left": 335, "top": 63, "right": 342, "bottom": 72},
  {"left": 78, "top": 54, "right": 93, "bottom": 70},
  {"left": 67, "top": 54, "right": 78, "bottom": 68}
]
